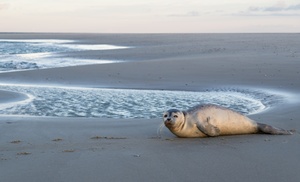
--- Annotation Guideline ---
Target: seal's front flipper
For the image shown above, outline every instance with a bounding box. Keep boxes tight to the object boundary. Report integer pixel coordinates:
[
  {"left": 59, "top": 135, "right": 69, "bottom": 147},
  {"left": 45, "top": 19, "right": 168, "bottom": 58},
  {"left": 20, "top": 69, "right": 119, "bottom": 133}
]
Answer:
[
  {"left": 197, "top": 117, "right": 221, "bottom": 137},
  {"left": 257, "top": 123, "right": 293, "bottom": 135}
]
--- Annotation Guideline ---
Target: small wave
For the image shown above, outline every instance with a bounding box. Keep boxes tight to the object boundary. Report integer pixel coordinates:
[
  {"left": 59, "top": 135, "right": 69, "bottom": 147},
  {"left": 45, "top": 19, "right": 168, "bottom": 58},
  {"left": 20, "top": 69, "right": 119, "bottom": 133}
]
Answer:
[
  {"left": 0, "top": 60, "right": 39, "bottom": 72},
  {"left": 0, "top": 84, "right": 288, "bottom": 119}
]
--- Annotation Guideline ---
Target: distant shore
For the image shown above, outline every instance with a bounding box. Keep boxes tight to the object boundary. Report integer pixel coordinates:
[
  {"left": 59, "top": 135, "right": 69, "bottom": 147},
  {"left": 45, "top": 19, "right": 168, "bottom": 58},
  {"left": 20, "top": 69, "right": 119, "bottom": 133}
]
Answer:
[{"left": 0, "top": 33, "right": 299, "bottom": 182}]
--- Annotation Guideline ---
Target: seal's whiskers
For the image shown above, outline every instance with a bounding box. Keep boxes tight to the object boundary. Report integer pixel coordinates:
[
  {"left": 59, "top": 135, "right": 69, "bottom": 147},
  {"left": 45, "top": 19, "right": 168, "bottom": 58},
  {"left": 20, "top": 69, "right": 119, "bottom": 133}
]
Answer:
[{"left": 157, "top": 122, "right": 165, "bottom": 138}]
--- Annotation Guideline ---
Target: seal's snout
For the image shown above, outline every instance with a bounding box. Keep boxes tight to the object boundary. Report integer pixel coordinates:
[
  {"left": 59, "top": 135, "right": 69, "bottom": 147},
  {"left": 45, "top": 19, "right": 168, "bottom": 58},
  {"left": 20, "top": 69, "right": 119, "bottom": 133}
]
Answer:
[{"left": 164, "top": 119, "right": 172, "bottom": 127}]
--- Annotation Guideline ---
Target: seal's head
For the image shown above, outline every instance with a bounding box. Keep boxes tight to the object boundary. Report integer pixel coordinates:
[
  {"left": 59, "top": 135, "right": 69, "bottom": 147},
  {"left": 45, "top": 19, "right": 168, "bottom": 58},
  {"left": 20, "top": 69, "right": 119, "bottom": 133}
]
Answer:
[{"left": 163, "top": 109, "right": 185, "bottom": 129}]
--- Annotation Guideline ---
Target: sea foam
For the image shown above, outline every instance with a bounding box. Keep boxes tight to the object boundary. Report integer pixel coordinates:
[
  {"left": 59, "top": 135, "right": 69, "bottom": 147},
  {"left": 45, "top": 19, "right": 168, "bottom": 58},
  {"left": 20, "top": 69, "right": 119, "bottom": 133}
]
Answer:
[
  {"left": 0, "top": 84, "right": 287, "bottom": 119},
  {"left": 0, "top": 39, "right": 130, "bottom": 72}
]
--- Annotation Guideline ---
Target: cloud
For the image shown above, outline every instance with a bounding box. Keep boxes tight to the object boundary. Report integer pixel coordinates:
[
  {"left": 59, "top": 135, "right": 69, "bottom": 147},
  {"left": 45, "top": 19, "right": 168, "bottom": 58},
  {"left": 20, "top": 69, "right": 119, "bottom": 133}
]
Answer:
[
  {"left": 286, "top": 4, "right": 300, "bottom": 11},
  {"left": 168, "top": 11, "right": 201, "bottom": 17},
  {"left": 239, "top": 3, "right": 300, "bottom": 16},
  {"left": 168, "top": 10, "right": 220, "bottom": 17},
  {"left": 249, "top": 3, "right": 300, "bottom": 12},
  {"left": 0, "top": 3, "right": 9, "bottom": 11},
  {"left": 186, "top": 11, "right": 200, "bottom": 17}
]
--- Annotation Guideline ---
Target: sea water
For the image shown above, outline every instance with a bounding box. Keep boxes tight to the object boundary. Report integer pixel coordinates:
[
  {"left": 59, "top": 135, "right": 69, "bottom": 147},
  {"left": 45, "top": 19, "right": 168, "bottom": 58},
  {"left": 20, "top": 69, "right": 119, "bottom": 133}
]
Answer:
[
  {"left": 0, "top": 84, "right": 285, "bottom": 118},
  {"left": 0, "top": 39, "right": 129, "bottom": 72}
]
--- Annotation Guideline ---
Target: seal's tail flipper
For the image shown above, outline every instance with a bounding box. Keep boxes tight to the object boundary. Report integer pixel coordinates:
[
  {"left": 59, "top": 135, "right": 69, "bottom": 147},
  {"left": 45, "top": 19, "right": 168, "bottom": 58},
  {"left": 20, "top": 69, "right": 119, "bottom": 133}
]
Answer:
[{"left": 257, "top": 123, "right": 293, "bottom": 135}]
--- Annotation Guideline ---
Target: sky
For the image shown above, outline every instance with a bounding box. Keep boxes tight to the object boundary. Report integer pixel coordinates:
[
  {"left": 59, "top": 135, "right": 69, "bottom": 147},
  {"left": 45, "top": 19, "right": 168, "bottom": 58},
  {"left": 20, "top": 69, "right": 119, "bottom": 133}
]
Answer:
[{"left": 0, "top": 0, "right": 299, "bottom": 33}]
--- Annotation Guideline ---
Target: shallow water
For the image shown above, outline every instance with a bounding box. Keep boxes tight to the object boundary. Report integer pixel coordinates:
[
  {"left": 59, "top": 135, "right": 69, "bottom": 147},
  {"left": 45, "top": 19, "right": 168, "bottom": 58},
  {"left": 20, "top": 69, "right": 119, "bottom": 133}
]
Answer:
[
  {"left": 0, "top": 84, "right": 284, "bottom": 119},
  {"left": 0, "top": 39, "right": 129, "bottom": 72},
  {"left": 0, "top": 39, "right": 293, "bottom": 119}
]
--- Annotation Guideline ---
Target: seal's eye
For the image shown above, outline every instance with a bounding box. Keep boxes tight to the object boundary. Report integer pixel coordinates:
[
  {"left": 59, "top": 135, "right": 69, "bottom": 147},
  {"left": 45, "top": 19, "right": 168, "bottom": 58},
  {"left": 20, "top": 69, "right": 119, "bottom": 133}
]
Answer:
[
  {"left": 163, "top": 114, "right": 168, "bottom": 118},
  {"left": 174, "top": 115, "right": 178, "bottom": 118}
]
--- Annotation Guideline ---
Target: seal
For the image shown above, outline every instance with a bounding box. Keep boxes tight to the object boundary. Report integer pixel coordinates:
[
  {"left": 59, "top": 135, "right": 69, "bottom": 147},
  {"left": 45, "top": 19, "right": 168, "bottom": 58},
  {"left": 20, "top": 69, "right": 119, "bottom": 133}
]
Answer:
[{"left": 163, "top": 104, "right": 293, "bottom": 138}]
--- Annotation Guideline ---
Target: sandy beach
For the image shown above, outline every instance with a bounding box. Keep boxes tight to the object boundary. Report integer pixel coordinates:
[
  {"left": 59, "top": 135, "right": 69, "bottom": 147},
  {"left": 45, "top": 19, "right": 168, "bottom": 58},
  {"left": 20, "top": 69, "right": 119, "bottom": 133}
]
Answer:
[{"left": 0, "top": 33, "right": 299, "bottom": 182}]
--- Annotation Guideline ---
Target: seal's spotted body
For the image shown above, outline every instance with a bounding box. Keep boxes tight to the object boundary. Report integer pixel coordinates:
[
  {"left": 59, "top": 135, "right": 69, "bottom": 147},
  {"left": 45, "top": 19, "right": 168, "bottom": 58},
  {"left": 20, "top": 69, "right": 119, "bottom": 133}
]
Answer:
[{"left": 163, "top": 104, "right": 293, "bottom": 138}]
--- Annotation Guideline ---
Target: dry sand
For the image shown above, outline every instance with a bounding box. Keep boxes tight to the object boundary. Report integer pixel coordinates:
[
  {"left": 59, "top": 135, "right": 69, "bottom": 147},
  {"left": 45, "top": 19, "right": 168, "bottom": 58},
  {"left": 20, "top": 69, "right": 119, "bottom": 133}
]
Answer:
[{"left": 0, "top": 33, "right": 299, "bottom": 182}]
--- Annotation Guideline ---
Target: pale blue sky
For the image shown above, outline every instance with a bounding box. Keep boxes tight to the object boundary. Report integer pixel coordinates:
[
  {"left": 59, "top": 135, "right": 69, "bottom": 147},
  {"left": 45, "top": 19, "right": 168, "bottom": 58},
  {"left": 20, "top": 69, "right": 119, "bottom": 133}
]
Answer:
[{"left": 0, "top": 0, "right": 299, "bottom": 33}]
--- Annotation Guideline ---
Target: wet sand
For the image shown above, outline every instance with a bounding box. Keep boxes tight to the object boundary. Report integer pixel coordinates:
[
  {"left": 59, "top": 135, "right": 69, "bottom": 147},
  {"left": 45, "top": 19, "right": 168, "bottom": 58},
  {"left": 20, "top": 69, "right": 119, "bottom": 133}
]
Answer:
[
  {"left": 0, "top": 33, "right": 299, "bottom": 182},
  {"left": 0, "top": 90, "right": 29, "bottom": 103}
]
